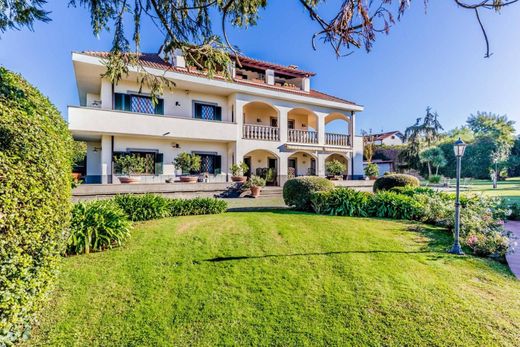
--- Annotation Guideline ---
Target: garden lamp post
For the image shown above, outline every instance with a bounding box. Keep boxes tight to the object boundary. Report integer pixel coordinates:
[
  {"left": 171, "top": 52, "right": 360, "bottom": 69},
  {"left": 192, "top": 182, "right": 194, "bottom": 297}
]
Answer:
[{"left": 449, "top": 138, "right": 466, "bottom": 255}]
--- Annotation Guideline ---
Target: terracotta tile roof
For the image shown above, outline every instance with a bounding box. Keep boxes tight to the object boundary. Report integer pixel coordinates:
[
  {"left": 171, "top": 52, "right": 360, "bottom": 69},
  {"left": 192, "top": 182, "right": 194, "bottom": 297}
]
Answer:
[
  {"left": 79, "top": 51, "right": 359, "bottom": 107},
  {"left": 229, "top": 53, "right": 315, "bottom": 77}
]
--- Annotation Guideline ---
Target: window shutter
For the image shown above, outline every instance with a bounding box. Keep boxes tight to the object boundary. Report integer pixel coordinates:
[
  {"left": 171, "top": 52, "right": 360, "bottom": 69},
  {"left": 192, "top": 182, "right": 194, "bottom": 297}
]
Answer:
[
  {"left": 155, "top": 99, "right": 164, "bottom": 115},
  {"left": 114, "top": 93, "right": 123, "bottom": 110},
  {"left": 154, "top": 153, "right": 164, "bottom": 175},
  {"left": 215, "top": 106, "right": 222, "bottom": 121},
  {"left": 123, "top": 94, "right": 132, "bottom": 111},
  {"left": 194, "top": 103, "right": 203, "bottom": 118},
  {"left": 214, "top": 155, "right": 222, "bottom": 174}
]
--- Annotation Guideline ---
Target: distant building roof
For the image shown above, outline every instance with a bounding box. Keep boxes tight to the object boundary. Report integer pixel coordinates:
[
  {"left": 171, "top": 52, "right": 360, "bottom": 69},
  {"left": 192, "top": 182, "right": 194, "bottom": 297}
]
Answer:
[
  {"left": 79, "top": 51, "right": 359, "bottom": 107},
  {"left": 366, "top": 131, "right": 404, "bottom": 142}
]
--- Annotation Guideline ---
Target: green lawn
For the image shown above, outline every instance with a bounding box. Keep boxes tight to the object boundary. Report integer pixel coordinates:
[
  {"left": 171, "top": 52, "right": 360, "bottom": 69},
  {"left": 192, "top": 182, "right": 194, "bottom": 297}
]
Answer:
[
  {"left": 467, "top": 177, "right": 520, "bottom": 204},
  {"left": 28, "top": 212, "right": 520, "bottom": 346}
]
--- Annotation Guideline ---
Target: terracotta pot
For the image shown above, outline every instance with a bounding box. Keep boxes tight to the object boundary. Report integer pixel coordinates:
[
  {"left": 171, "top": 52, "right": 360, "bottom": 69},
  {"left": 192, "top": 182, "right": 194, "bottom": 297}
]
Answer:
[
  {"left": 231, "top": 176, "right": 247, "bottom": 183},
  {"left": 119, "top": 176, "right": 141, "bottom": 184},
  {"left": 250, "top": 186, "right": 261, "bottom": 197},
  {"left": 180, "top": 176, "right": 198, "bottom": 183},
  {"left": 369, "top": 176, "right": 377, "bottom": 180},
  {"left": 71, "top": 172, "right": 81, "bottom": 182}
]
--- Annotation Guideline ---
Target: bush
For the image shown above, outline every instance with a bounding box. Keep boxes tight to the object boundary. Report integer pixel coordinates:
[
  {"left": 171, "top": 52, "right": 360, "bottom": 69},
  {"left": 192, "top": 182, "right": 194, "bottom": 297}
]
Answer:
[
  {"left": 325, "top": 160, "right": 346, "bottom": 176},
  {"left": 169, "top": 197, "right": 227, "bottom": 216},
  {"left": 68, "top": 200, "right": 132, "bottom": 254},
  {"left": 0, "top": 68, "right": 74, "bottom": 342},
  {"left": 466, "top": 232, "right": 510, "bottom": 258},
  {"left": 364, "top": 162, "right": 379, "bottom": 177},
  {"left": 428, "top": 174, "right": 442, "bottom": 184},
  {"left": 391, "top": 186, "right": 436, "bottom": 197},
  {"left": 509, "top": 202, "right": 520, "bottom": 221},
  {"left": 311, "top": 188, "right": 372, "bottom": 217},
  {"left": 373, "top": 174, "right": 420, "bottom": 192},
  {"left": 283, "top": 176, "right": 335, "bottom": 211},
  {"left": 114, "top": 194, "right": 171, "bottom": 221},
  {"left": 370, "top": 191, "right": 424, "bottom": 220}
]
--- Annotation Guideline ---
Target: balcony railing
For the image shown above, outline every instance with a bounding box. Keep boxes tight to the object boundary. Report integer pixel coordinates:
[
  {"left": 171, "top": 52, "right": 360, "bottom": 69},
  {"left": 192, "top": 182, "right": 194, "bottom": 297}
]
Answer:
[
  {"left": 288, "top": 129, "right": 318, "bottom": 144},
  {"left": 325, "top": 133, "right": 351, "bottom": 147},
  {"left": 243, "top": 124, "right": 279, "bottom": 141}
]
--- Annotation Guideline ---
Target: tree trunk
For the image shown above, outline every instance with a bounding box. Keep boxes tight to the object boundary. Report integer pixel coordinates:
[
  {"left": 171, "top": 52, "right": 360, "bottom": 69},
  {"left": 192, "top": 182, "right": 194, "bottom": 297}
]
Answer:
[{"left": 427, "top": 163, "right": 432, "bottom": 177}]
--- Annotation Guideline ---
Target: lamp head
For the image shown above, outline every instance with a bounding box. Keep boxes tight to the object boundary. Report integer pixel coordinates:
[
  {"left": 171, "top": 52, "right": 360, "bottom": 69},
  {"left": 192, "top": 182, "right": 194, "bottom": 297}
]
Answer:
[{"left": 453, "top": 137, "right": 466, "bottom": 157}]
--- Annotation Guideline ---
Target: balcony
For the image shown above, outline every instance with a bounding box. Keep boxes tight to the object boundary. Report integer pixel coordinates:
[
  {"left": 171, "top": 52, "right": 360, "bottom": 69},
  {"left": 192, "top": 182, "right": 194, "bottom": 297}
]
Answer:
[
  {"left": 243, "top": 124, "right": 279, "bottom": 141},
  {"left": 325, "top": 133, "right": 351, "bottom": 147},
  {"left": 68, "top": 106, "right": 237, "bottom": 142},
  {"left": 288, "top": 129, "right": 318, "bottom": 144}
]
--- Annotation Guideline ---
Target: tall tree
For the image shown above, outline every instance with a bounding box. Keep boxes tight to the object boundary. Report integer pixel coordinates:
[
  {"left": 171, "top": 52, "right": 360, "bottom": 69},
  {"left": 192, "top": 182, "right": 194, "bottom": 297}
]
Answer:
[
  {"left": 1, "top": 1, "right": 519, "bottom": 93},
  {"left": 419, "top": 147, "right": 447, "bottom": 177}
]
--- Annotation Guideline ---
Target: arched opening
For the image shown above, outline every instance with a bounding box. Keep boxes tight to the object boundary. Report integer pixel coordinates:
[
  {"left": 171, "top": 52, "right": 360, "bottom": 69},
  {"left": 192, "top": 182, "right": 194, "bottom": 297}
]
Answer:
[
  {"left": 287, "top": 151, "right": 317, "bottom": 178},
  {"left": 243, "top": 101, "right": 280, "bottom": 141},
  {"left": 325, "top": 113, "right": 351, "bottom": 147},
  {"left": 325, "top": 153, "right": 349, "bottom": 179},
  {"left": 243, "top": 149, "right": 279, "bottom": 186},
  {"left": 287, "top": 108, "right": 318, "bottom": 144}
]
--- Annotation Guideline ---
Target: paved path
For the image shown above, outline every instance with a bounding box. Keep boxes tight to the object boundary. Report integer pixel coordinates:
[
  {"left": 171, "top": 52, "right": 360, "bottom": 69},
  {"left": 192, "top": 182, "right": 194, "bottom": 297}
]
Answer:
[{"left": 505, "top": 221, "right": 520, "bottom": 279}]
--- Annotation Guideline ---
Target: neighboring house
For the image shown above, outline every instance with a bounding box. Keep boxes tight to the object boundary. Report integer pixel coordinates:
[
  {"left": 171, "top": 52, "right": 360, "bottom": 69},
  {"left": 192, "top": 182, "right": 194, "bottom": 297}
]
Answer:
[
  {"left": 69, "top": 50, "right": 364, "bottom": 185},
  {"left": 365, "top": 131, "right": 405, "bottom": 146}
]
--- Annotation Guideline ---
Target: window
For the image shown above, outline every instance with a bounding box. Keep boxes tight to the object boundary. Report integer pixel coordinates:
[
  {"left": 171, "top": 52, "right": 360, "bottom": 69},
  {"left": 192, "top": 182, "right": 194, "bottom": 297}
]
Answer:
[
  {"left": 114, "top": 93, "right": 164, "bottom": 115},
  {"left": 192, "top": 152, "right": 221, "bottom": 174},
  {"left": 288, "top": 120, "right": 295, "bottom": 129},
  {"left": 270, "top": 117, "right": 278, "bottom": 127},
  {"left": 193, "top": 102, "right": 222, "bottom": 121},
  {"left": 112, "top": 151, "right": 163, "bottom": 175}
]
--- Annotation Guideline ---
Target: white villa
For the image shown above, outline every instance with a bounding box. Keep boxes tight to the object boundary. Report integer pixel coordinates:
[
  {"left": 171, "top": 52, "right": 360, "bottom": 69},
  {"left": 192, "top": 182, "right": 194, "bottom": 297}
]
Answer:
[{"left": 69, "top": 50, "right": 365, "bottom": 185}]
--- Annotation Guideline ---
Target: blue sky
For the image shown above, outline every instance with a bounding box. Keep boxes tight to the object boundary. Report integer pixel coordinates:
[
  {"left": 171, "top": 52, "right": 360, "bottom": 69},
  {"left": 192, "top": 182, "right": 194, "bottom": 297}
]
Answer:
[{"left": 1, "top": 1, "right": 519, "bottom": 134}]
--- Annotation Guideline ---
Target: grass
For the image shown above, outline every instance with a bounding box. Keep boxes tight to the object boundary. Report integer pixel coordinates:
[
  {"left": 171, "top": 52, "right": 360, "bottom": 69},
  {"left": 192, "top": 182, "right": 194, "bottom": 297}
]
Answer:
[
  {"left": 466, "top": 177, "right": 520, "bottom": 204},
  {"left": 28, "top": 212, "right": 520, "bottom": 346}
]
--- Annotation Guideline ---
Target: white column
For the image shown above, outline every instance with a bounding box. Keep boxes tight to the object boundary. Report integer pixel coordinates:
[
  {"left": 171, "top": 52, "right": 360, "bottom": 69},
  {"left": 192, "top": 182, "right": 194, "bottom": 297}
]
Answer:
[
  {"left": 278, "top": 152, "right": 289, "bottom": 186},
  {"left": 349, "top": 112, "right": 355, "bottom": 146},
  {"left": 101, "top": 135, "right": 113, "bottom": 184},
  {"left": 317, "top": 153, "right": 326, "bottom": 177},
  {"left": 318, "top": 114, "right": 326, "bottom": 145},
  {"left": 279, "top": 107, "right": 288, "bottom": 143},
  {"left": 100, "top": 79, "right": 113, "bottom": 110},
  {"left": 236, "top": 100, "right": 244, "bottom": 140}
]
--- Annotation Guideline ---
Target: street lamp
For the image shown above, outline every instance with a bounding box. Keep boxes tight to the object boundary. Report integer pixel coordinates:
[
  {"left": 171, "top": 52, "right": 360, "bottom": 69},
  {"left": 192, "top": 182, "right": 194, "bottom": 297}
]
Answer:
[{"left": 449, "top": 137, "right": 466, "bottom": 255}]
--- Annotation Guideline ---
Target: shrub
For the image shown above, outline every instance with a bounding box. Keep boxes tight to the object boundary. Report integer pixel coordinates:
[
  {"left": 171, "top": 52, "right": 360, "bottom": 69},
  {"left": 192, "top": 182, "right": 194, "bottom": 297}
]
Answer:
[
  {"left": 113, "top": 154, "right": 147, "bottom": 176},
  {"left": 466, "top": 232, "right": 510, "bottom": 258},
  {"left": 174, "top": 152, "right": 201, "bottom": 174},
  {"left": 311, "top": 188, "right": 372, "bottom": 217},
  {"left": 244, "top": 175, "right": 266, "bottom": 189},
  {"left": 364, "top": 162, "right": 379, "bottom": 177},
  {"left": 231, "top": 162, "right": 248, "bottom": 176},
  {"left": 114, "top": 194, "right": 171, "bottom": 221},
  {"left": 283, "top": 176, "right": 335, "bottom": 211},
  {"left": 370, "top": 191, "right": 424, "bottom": 220},
  {"left": 373, "top": 174, "right": 420, "bottom": 192},
  {"left": 391, "top": 186, "right": 436, "bottom": 197},
  {"left": 68, "top": 200, "right": 132, "bottom": 255},
  {"left": 169, "top": 197, "right": 227, "bottom": 216},
  {"left": 428, "top": 174, "right": 442, "bottom": 184},
  {"left": 509, "top": 202, "right": 520, "bottom": 221},
  {"left": 325, "top": 160, "right": 346, "bottom": 176},
  {"left": 0, "top": 67, "right": 73, "bottom": 342}
]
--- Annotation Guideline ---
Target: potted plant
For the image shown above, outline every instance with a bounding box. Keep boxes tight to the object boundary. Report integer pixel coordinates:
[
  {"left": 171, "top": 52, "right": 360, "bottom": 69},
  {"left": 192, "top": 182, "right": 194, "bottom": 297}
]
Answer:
[
  {"left": 244, "top": 175, "right": 266, "bottom": 198},
  {"left": 114, "top": 154, "right": 146, "bottom": 184},
  {"left": 71, "top": 140, "right": 87, "bottom": 183},
  {"left": 364, "top": 162, "right": 379, "bottom": 180},
  {"left": 325, "top": 160, "right": 346, "bottom": 180},
  {"left": 174, "top": 152, "right": 201, "bottom": 183},
  {"left": 231, "top": 161, "right": 249, "bottom": 182}
]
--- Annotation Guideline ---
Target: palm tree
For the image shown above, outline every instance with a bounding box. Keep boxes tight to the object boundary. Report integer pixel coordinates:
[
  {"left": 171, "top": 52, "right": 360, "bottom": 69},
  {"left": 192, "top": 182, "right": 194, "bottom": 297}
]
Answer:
[{"left": 419, "top": 147, "right": 447, "bottom": 177}]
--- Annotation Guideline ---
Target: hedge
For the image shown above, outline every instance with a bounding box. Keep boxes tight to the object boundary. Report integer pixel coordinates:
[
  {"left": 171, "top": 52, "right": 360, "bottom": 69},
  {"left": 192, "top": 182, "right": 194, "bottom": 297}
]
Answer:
[
  {"left": 283, "top": 176, "right": 335, "bottom": 211},
  {"left": 0, "top": 67, "right": 73, "bottom": 343},
  {"left": 373, "top": 174, "right": 419, "bottom": 192}
]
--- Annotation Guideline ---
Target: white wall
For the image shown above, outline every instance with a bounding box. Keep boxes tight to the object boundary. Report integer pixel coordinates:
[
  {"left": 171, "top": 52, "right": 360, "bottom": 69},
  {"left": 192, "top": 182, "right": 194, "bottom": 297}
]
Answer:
[
  {"left": 86, "top": 142, "right": 101, "bottom": 176},
  {"left": 288, "top": 152, "right": 315, "bottom": 176}
]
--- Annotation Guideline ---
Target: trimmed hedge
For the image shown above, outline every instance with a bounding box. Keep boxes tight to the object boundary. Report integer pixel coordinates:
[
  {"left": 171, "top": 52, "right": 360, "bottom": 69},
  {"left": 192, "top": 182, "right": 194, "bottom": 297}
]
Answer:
[
  {"left": 373, "top": 174, "right": 419, "bottom": 192},
  {"left": 0, "top": 68, "right": 73, "bottom": 342},
  {"left": 169, "top": 197, "right": 228, "bottom": 216},
  {"left": 283, "top": 176, "right": 335, "bottom": 211},
  {"left": 68, "top": 200, "right": 132, "bottom": 254}
]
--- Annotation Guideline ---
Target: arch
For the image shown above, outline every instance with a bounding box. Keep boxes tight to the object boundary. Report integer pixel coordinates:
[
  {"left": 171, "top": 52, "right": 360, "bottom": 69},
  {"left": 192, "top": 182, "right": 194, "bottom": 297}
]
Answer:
[
  {"left": 325, "top": 112, "right": 350, "bottom": 135},
  {"left": 243, "top": 149, "right": 279, "bottom": 186},
  {"left": 288, "top": 151, "right": 318, "bottom": 177},
  {"left": 325, "top": 152, "right": 350, "bottom": 177},
  {"left": 243, "top": 101, "right": 279, "bottom": 126},
  {"left": 287, "top": 108, "right": 318, "bottom": 132}
]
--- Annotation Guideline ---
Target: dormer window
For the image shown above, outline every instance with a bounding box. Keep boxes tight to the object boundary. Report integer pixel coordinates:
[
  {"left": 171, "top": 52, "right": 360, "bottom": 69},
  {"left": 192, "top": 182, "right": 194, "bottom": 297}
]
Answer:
[{"left": 114, "top": 93, "right": 164, "bottom": 115}]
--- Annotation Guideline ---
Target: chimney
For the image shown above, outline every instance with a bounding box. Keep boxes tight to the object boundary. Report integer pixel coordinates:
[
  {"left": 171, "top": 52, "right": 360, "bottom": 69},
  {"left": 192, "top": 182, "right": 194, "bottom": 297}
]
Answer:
[{"left": 265, "top": 69, "right": 275, "bottom": 85}]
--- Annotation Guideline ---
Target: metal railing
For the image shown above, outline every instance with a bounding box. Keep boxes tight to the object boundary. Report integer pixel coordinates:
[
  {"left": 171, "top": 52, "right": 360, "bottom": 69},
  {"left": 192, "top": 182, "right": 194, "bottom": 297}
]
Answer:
[
  {"left": 288, "top": 129, "right": 318, "bottom": 144},
  {"left": 243, "top": 124, "right": 279, "bottom": 141},
  {"left": 325, "top": 133, "right": 350, "bottom": 147}
]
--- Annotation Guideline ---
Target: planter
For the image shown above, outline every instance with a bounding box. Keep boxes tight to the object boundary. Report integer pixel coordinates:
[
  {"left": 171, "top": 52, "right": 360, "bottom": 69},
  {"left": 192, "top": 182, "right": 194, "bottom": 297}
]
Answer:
[
  {"left": 250, "top": 186, "right": 262, "bottom": 198},
  {"left": 231, "top": 176, "right": 247, "bottom": 183},
  {"left": 71, "top": 172, "right": 81, "bottom": 182},
  {"left": 180, "top": 176, "right": 198, "bottom": 183},
  {"left": 119, "top": 176, "right": 141, "bottom": 184},
  {"left": 369, "top": 176, "right": 377, "bottom": 180}
]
